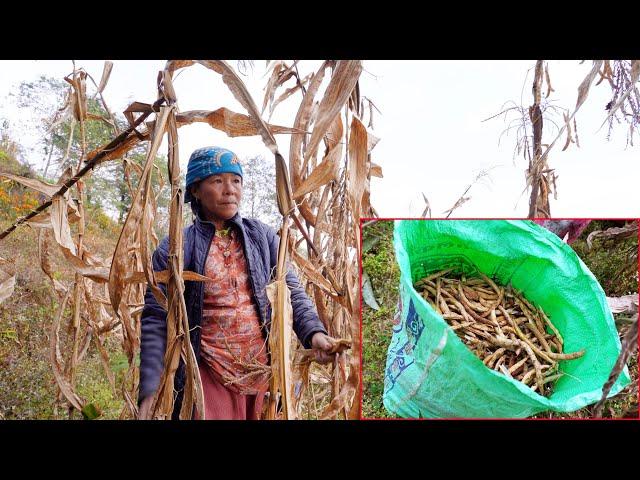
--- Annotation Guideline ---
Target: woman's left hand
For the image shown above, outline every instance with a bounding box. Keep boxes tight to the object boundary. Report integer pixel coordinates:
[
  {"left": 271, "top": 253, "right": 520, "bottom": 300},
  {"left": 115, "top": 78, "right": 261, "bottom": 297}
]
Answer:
[{"left": 311, "top": 332, "right": 337, "bottom": 364}]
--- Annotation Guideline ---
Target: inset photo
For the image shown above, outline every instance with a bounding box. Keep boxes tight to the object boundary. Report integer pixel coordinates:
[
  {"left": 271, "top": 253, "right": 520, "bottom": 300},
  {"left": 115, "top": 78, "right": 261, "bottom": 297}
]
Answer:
[{"left": 361, "top": 219, "right": 638, "bottom": 419}]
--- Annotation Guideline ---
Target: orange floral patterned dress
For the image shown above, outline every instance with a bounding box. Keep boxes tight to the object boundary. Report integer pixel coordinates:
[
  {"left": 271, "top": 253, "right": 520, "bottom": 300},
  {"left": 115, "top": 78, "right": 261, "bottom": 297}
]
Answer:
[{"left": 199, "top": 228, "right": 270, "bottom": 397}]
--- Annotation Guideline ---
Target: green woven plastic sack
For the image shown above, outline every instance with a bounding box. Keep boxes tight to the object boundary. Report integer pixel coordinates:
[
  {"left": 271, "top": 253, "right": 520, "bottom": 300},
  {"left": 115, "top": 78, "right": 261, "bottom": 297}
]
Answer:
[{"left": 382, "top": 220, "right": 630, "bottom": 418}]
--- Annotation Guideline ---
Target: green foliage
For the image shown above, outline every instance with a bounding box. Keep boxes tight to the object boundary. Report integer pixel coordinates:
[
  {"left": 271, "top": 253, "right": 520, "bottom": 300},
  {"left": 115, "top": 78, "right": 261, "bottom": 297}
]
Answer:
[
  {"left": 361, "top": 221, "right": 399, "bottom": 418},
  {"left": 571, "top": 220, "right": 638, "bottom": 296}
]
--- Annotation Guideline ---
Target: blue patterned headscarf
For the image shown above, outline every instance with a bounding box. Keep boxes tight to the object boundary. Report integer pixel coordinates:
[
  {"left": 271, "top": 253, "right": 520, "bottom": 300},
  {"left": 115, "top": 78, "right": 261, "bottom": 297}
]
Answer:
[{"left": 184, "top": 146, "right": 243, "bottom": 203}]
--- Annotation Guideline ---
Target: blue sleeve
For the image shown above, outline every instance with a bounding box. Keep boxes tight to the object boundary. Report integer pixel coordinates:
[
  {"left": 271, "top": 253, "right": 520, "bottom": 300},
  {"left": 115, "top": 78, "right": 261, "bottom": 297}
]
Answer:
[{"left": 138, "top": 237, "right": 169, "bottom": 403}]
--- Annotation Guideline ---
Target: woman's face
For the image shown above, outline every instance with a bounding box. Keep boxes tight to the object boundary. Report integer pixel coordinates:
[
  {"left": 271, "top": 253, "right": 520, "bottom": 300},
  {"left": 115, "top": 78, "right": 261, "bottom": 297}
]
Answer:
[{"left": 192, "top": 173, "right": 243, "bottom": 222}]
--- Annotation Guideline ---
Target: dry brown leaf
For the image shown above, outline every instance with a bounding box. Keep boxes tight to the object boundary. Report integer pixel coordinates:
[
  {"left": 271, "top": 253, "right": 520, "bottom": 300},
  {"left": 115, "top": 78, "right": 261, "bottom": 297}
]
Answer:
[
  {"left": 109, "top": 105, "right": 172, "bottom": 314},
  {"left": 303, "top": 61, "right": 363, "bottom": 169},
  {"left": 81, "top": 281, "right": 117, "bottom": 395},
  {"left": 37, "top": 228, "right": 67, "bottom": 296},
  {"left": 631, "top": 60, "right": 640, "bottom": 85},
  {"left": 0, "top": 172, "right": 60, "bottom": 197},
  {"left": 262, "top": 60, "right": 286, "bottom": 114},
  {"left": 0, "top": 257, "right": 16, "bottom": 304},
  {"left": 576, "top": 60, "right": 603, "bottom": 111},
  {"left": 275, "top": 152, "right": 294, "bottom": 217},
  {"left": 97, "top": 61, "right": 113, "bottom": 94},
  {"left": 269, "top": 72, "right": 312, "bottom": 120},
  {"left": 50, "top": 289, "right": 85, "bottom": 411},
  {"left": 266, "top": 278, "right": 295, "bottom": 419},
  {"left": 324, "top": 113, "right": 343, "bottom": 151},
  {"left": 175, "top": 108, "right": 303, "bottom": 137},
  {"left": 544, "top": 63, "right": 554, "bottom": 97},
  {"left": 289, "top": 246, "right": 338, "bottom": 297},
  {"left": 370, "top": 162, "right": 383, "bottom": 178},
  {"left": 289, "top": 62, "right": 330, "bottom": 190},
  {"left": 298, "top": 199, "right": 317, "bottom": 226},
  {"left": 292, "top": 143, "right": 341, "bottom": 201},
  {"left": 123, "top": 270, "right": 211, "bottom": 284},
  {"left": 347, "top": 115, "right": 368, "bottom": 235},
  {"left": 65, "top": 70, "right": 88, "bottom": 122},
  {"left": 193, "top": 60, "right": 279, "bottom": 154},
  {"left": 366, "top": 130, "right": 381, "bottom": 153},
  {"left": 562, "top": 111, "right": 574, "bottom": 151}
]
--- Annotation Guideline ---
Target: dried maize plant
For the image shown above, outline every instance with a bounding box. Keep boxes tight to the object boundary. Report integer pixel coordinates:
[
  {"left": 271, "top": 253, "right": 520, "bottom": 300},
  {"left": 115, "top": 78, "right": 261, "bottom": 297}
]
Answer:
[
  {"left": 0, "top": 63, "right": 175, "bottom": 419},
  {"left": 486, "top": 61, "right": 608, "bottom": 218},
  {"left": 259, "top": 60, "right": 381, "bottom": 419},
  {"left": 415, "top": 268, "right": 586, "bottom": 396},
  {"left": 600, "top": 60, "right": 640, "bottom": 146},
  {"left": 0, "top": 63, "right": 132, "bottom": 419}
]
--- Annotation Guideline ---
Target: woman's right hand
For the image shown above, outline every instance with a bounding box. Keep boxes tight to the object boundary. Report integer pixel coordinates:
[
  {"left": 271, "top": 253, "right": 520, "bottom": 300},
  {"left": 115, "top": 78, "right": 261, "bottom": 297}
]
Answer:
[{"left": 138, "top": 396, "right": 154, "bottom": 420}]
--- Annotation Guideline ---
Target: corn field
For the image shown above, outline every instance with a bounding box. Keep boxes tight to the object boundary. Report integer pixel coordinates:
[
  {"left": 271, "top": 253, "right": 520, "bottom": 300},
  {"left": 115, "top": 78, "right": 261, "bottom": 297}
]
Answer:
[{"left": 0, "top": 60, "right": 378, "bottom": 419}]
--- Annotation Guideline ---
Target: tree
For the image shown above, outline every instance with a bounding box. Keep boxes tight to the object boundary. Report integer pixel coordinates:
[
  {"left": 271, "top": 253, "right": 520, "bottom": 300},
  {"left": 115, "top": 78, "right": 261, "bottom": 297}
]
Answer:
[
  {"left": 239, "top": 154, "right": 279, "bottom": 229},
  {"left": 10, "top": 75, "right": 173, "bottom": 227}
]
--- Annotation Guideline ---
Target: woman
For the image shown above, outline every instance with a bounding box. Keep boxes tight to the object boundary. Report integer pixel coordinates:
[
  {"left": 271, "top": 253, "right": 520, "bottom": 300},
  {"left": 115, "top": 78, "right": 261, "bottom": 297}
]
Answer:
[{"left": 138, "top": 146, "right": 335, "bottom": 420}]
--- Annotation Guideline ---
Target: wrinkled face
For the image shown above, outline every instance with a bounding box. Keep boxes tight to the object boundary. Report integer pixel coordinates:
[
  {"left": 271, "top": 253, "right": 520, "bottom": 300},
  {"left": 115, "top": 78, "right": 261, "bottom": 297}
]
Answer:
[{"left": 191, "top": 173, "right": 243, "bottom": 222}]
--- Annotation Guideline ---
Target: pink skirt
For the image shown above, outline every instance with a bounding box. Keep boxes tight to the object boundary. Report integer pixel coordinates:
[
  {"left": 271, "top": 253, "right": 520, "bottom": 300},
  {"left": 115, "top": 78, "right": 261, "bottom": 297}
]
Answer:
[{"left": 196, "top": 363, "right": 267, "bottom": 420}]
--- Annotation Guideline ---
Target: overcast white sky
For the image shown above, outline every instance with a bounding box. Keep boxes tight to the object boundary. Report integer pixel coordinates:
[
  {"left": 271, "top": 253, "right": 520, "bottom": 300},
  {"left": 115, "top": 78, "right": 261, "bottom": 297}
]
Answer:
[{"left": 0, "top": 60, "right": 637, "bottom": 218}]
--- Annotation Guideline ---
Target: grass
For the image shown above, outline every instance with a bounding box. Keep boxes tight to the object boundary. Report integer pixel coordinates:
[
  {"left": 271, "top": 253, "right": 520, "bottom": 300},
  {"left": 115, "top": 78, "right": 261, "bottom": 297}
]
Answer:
[
  {"left": 362, "top": 221, "right": 399, "bottom": 418},
  {"left": 361, "top": 219, "right": 638, "bottom": 419}
]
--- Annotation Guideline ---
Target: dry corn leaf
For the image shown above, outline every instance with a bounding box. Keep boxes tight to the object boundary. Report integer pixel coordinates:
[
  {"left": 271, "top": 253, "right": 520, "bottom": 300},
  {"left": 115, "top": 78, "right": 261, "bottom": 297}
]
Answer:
[
  {"left": 109, "top": 105, "right": 172, "bottom": 314},
  {"left": 266, "top": 278, "right": 295, "bottom": 419},
  {"left": 0, "top": 172, "right": 60, "bottom": 197},
  {"left": 37, "top": 228, "right": 67, "bottom": 296},
  {"left": 562, "top": 111, "right": 574, "bottom": 151},
  {"left": 545, "top": 63, "right": 554, "bottom": 98},
  {"left": 292, "top": 143, "right": 341, "bottom": 201},
  {"left": 193, "top": 60, "right": 279, "bottom": 154},
  {"left": 50, "top": 290, "right": 85, "bottom": 411},
  {"left": 303, "top": 61, "right": 363, "bottom": 168},
  {"left": 261, "top": 60, "right": 286, "bottom": 114},
  {"left": 169, "top": 164, "right": 202, "bottom": 421},
  {"left": 269, "top": 72, "right": 312, "bottom": 120},
  {"left": 0, "top": 171, "right": 80, "bottom": 222},
  {"left": 289, "top": 245, "right": 338, "bottom": 296},
  {"left": 123, "top": 269, "right": 210, "bottom": 284},
  {"left": 275, "top": 152, "right": 294, "bottom": 216},
  {"left": 370, "top": 162, "right": 383, "bottom": 178},
  {"left": 297, "top": 198, "right": 317, "bottom": 226},
  {"left": 81, "top": 281, "right": 117, "bottom": 395},
  {"left": 367, "top": 130, "right": 380, "bottom": 153},
  {"left": 175, "top": 108, "right": 303, "bottom": 137},
  {"left": 161, "top": 70, "right": 178, "bottom": 104},
  {"left": 97, "top": 61, "right": 113, "bottom": 94},
  {"left": 576, "top": 60, "right": 604, "bottom": 111},
  {"left": 49, "top": 194, "right": 106, "bottom": 278},
  {"left": 346, "top": 115, "right": 368, "bottom": 232},
  {"left": 0, "top": 257, "right": 15, "bottom": 304},
  {"left": 65, "top": 70, "right": 88, "bottom": 122},
  {"left": 289, "top": 62, "right": 330, "bottom": 190},
  {"left": 324, "top": 111, "right": 343, "bottom": 150}
]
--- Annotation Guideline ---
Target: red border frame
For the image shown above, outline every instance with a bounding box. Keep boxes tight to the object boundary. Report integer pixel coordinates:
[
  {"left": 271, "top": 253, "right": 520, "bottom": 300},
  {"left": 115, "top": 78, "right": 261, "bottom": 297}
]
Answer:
[{"left": 358, "top": 217, "right": 640, "bottom": 421}]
